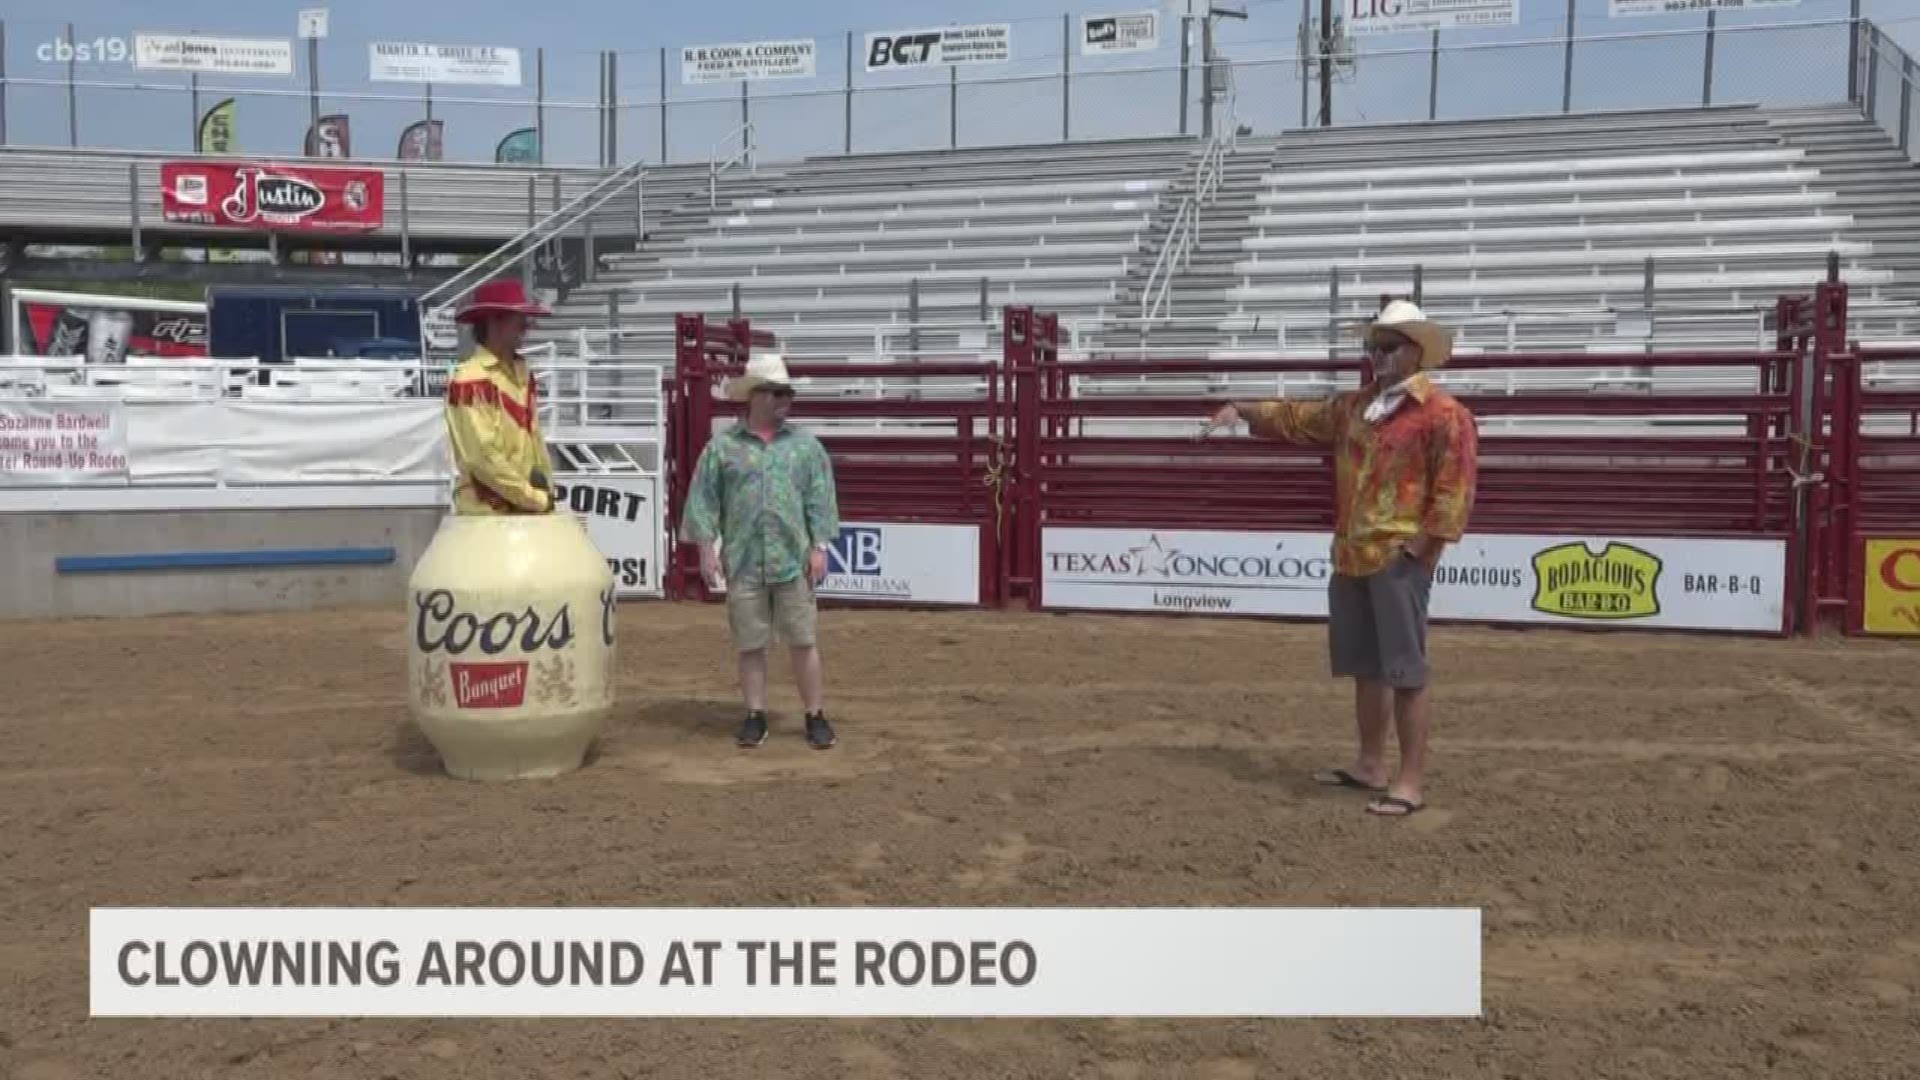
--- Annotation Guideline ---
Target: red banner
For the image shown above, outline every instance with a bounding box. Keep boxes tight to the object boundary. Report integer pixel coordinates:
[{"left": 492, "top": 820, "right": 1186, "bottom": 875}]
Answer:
[{"left": 160, "top": 161, "right": 385, "bottom": 232}]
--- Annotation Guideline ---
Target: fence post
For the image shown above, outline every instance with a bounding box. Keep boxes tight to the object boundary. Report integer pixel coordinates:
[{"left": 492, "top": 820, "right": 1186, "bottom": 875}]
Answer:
[
  {"left": 1701, "top": 10, "right": 1717, "bottom": 107},
  {"left": 0, "top": 19, "right": 8, "bottom": 146},
  {"left": 128, "top": 163, "right": 142, "bottom": 262},
  {"left": 659, "top": 48, "right": 669, "bottom": 164},
  {"left": 1814, "top": 281, "right": 1853, "bottom": 635},
  {"left": 1901, "top": 56, "right": 1913, "bottom": 154},
  {"left": 1180, "top": 15, "right": 1192, "bottom": 135},
  {"left": 1002, "top": 305, "right": 1042, "bottom": 609},
  {"left": 1326, "top": 266, "right": 1341, "bottom": 359},
  {"left": 1562, "top": 0, "right": 1576, "bottom": 113},
  {"left": 950, "top": 66, "right": 959, "bottom": 148},
  {"left": 908, "top": 279, "right": 921, "bottom": 358},
  {"left": 400, "top": 172, "right": 412, "bottom": 273},
  {"left": 1866, "top": 24, "right": 1879, "bottom": 119},
  {"left": 740, "top": 81, "right": 749, "bottom": 157},
  {"left": 731, "top": 282, "right": 741, "bottom": 319},
  {"left": 189, "top": 75, "right": 198, "bottom": 151},
  {"left": 844, "top": 31, "right": 854, "bottom": 153},
  {"left": 1412, "top": 264, "right": 1424, "bottom": 307},
  {"left": 1847, "top": 0, "right": 1862, "bottom": 105},
  {"left": 1642, "top": 256, "right": 1657, "bottom": 353},
  {"left": 66, "top": 23, "right": 77, "bottom": 147},
  {"left": 979, "top": 277, "right": 989, "bottom": 323},
  {"left": 536, "top": 49, "right": 546, "bottom": 164},
  {"left": 1062, "top": 12, "right": 1072, "bottom": 142},
  {"left": 522, "top": 177, "right": 537, "bottom": 287},
  {"left": 608, "top": 53, "right": 620, "bottom": 164},
  {"left": 1427, "top": 30, "right": 1439, "bottom": 121}
]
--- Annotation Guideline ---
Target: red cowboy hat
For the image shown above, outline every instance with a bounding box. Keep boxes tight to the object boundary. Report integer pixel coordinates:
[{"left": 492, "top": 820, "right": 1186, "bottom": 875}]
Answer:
[{"left": 454, "top": 278, "right": 553, "bottom": 324}]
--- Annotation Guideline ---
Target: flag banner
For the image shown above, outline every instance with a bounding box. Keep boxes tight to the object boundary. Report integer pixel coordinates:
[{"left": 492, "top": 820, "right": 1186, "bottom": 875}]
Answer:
[
  {"left": 196, "top": 98, "right": 236, "bottom": 154},
  {"left": 398, "top": 120, "right": 444, "bottom": 162},
  {"left": 495, "top": 127, "right": 539, "bottom": 164},
  {"left": 305, "top": 114, "right": 351, "bottom": 158}
]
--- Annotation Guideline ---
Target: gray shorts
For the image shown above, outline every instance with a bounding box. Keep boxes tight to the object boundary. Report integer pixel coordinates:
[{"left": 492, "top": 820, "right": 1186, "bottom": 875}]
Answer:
[
  {"left": 726, "top": 576, "right": 819, "bottom": 652},
  {"left": 1328, "top": 553, "right": 1434, "bottom": 690}
]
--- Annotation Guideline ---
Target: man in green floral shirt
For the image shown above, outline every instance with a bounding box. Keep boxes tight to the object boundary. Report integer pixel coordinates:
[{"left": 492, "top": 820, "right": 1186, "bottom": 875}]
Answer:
[{"left": 679, "top": 353, "right": 842, "bottom": 750}]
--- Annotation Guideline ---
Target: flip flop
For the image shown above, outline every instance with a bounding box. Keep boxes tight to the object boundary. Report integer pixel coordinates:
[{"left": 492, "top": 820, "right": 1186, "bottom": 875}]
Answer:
[
  {"left": 1366, "top": 796, "right": 1425, "bottom": 817},
  {"left": 1314, "top": 768, "right": 1386, "bottom": 793}
]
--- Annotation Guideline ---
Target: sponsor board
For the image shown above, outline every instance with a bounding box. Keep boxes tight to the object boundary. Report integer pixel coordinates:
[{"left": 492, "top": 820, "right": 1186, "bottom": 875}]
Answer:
[
  {"left": 12, "top": 292, "right": 207, "bottom": 361},
  {"left": 818, "top": 522, "right": 981, "bottom": 606},
  {"left": 864, "top": 24, "right": 1011, "bottom": 71},
  {"left": 133, "top": 33, "right": 294, "bottom": 76},
  {"left": 551, "top": 474, "right": 663, "bottom": 599},
  {"left": 0, "top": 400, "right": 129, "bottom": 485},
  {"left": 369, "top": 42, "right": 522, "bottom": 86},
  {"left": 1082, "top": 11, "right": 1159, "bottom": 54},
  {"left": 1041, "top": 528, "right": 1787, "bottom": 632},
  {"left": 160, "top": 162, "right": 384, "bottom": 232},
  {"left": 706, "top": 522, "right": 982, "bottom": 606},
  {"left": 410, "top": 586, "right": 598, "bottom": 713},
  {"left": 1345, "top": 0, "right": 1519, "bottom": 36},
  {"left": 681, "top": 39, "right": 817, "bottom": 84},
  {"left": 1610, "top": 0, "right": 1800, "bottom": 15},
  {"left": 1861, "top": 538, "right": 1920, "bottom": 636}
]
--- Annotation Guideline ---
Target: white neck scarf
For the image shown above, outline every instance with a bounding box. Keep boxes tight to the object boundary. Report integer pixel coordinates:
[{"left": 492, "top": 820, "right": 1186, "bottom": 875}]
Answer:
[{"left": 1362, "top": 376, "right": 1417, "bottom": 424}]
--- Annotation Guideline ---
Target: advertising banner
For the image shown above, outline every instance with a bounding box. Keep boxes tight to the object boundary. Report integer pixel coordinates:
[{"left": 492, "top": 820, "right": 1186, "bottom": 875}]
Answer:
[
  {"left": 12, "top": 291, "right": 208, "bottom": 361},
  {"left": 1610, "top": 0, "right": 1800, "bottom": 15},
  {"left": 864, "top": 24, "right": 1011, "bottom": 71},
  {"left": 552, "top": 474, "right": 665, "bottom": 599},
  {"left": 681, "top": 39, "right": 817, "bottom": 84},
  {"left": 1860, "top": 538, "right": 1920, "bottom": 635},
  {"left": 1041, "top": 528, "right": 1789, "bottom": 633},
  {"left": 0, "top": 401, "right": 129, "bottom": 486},
  {"left": 1345, "top": 0, "right": 1519, "bottom": 36},
  {"left": 161, "top": 161, "right": 384, "bottom": 232},
  {"left": 133, "top": 33, "right": 294, "bottom": 76},
  {"left": 1081, "top": 11, "right": 1160, "bottom": 55},
  {"left": 818, "top": 522, "right": 981, "bottom": 606},
  {"left": 305, "top": 114, "right": 351, "bottom": 158},
  {"left": 398, "top": 120, "right": 444, "bottom": 162},
  {"left": 495, "top": 128, "right": 539, "bottom": 164},
  {"left": 196, "top": 99, "right": 236, "bottom": 154},
  {"left": 369, "top": 42, "right": 523, "bottom": 86}
]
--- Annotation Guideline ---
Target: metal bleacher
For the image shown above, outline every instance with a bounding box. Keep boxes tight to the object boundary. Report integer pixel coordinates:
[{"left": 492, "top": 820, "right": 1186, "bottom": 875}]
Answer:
[{"left": 527, "top": 136, "right": 1201, "bottom": 365}]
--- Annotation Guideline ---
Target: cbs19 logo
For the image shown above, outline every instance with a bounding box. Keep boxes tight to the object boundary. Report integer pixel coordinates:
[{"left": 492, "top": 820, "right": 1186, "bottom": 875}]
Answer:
[{"left": 38, "top": 35, "right": 132, "bottom": 65}]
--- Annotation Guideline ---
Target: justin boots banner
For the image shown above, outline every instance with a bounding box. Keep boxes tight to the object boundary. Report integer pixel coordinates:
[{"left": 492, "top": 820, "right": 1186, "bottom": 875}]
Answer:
[{"left": 160, "top": 161, "right": 384, "bottom": 232}]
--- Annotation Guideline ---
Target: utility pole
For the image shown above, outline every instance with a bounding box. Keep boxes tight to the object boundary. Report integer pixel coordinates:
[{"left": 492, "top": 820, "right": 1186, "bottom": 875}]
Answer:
[
  {"left": 1202, "top": 2, "right": 1248, "bottom": 138},
  {"left": 1319, "top": 0, "right": 1334, "bottom": 127}
]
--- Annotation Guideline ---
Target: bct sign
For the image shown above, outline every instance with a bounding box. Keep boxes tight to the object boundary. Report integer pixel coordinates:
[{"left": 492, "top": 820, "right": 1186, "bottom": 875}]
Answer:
[{"left": 864, "top": 24, "right": 1011, "bottom": 71}]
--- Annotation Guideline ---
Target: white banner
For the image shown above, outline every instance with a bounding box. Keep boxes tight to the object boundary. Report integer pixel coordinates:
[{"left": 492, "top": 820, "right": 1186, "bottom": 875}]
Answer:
[
  {"left": 1345, "top": 0, "right": 1519, "bottom": 36},
  {"left": 0, "top": 400, "right": 129, "bottom": 485},
  {"left": 133, "top": 33, "right": 294, "bottom": 76},
  {"left": 369, "top": 42, "right": 523, "bottom": 86},
  {"left": 1041, "top": 528, "right": 1788, "bottom": 632},
  {"left": 90, "top": 907, "right": 1480, "bottom": 1018},
  {"left": 819, "top": 522, "right": 981, "bottom": 606},
  {"left": 865, "top": 24, "right": 1011, "bottom": 72},
  {"left": 553, "top": 474, "right": 663, "bottom": 599},
  {"left": 1610, "top": 0, "right": 1800, "bottom": 15},
  {"left": 681, "top": 39, "right": 817, "bottom": 84},
  {"left": 1081, "top": 11, "right": 1160, "bottom": 55}
]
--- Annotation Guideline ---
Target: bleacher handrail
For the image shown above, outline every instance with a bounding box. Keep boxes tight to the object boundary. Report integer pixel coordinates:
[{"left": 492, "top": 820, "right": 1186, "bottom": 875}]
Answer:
[
  {"left": 415, "top": 158, "right": 651, "bottom": 320},
  {"left": 709, "top": 123, "right": 758, "bottom": 209},
  {"left": 1140, "top": 129, "right": 1230, "bottom": 324}
]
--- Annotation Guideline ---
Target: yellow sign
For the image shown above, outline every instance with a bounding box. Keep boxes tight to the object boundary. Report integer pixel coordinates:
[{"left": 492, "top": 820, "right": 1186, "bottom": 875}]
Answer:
[
  {"left": 1530, "top": 541, "right": 1662, "bottom": 620},
  {"left": 1862, "top": 539, "right": 1920, "bottom": 636}
]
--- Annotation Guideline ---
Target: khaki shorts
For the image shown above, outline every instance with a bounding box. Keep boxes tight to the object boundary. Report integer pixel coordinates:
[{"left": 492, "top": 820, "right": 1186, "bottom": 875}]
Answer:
[
  {"left": 726, "top": 577, "right": 819, "bottom": 652},
  {"left": 1328, "top": 552, "right": 1433, "bottom": 690}
]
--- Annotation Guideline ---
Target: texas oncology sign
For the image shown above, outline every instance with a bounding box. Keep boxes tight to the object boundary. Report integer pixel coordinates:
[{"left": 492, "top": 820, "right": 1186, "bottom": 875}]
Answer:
[{"left": 1861, "top": 539, "right": 1920, "bottom": 636}]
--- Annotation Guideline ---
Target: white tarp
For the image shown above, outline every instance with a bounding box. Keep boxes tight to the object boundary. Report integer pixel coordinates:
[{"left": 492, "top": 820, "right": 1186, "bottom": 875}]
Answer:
[
  {"left": 0, "top": 399, "right": 129, "bottom": 485},
  {"left": 116, "top": 399, "right": 447, "bottom": 487},
  {"left": 680, "top": 39, "right": 817, "bottom": 84},
  {"left": 369, "top": 42, "right": 523, "bottom": 86},
  {"left": 1345, "top": 0, "right": 1520, "bottom": 36}
]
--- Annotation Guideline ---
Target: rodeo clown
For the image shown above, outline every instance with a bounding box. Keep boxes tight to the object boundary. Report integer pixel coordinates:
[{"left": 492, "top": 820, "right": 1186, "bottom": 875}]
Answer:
[{"left": 443, "top": 279, "right": 558, "bottom": 515}]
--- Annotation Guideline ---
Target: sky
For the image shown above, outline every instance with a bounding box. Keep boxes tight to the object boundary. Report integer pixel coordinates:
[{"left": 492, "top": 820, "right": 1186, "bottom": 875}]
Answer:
[{"left": 2, "top": 0, "right": 1918, "bottom": 166}]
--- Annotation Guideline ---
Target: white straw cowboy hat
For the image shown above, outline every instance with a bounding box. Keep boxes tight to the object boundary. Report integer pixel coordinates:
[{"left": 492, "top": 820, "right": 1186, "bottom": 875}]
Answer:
[
  {"left": 1350, "top": 299, "right": 1454, "bottom": 370},
  {"left": 724, "top": 352, "right": 796, "bottom": 402}
]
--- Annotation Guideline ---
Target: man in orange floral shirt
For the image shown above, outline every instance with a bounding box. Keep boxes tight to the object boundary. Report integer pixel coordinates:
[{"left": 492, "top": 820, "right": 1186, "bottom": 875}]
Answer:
[{"left": 1203, "top": 301, "right": 1478, "bottom": 817}]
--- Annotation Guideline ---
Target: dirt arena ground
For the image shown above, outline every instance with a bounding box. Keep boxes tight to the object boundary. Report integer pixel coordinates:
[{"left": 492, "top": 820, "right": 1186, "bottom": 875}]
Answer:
[{"left": 2, "top": 600, "right": 1916, "bottom": 1080}]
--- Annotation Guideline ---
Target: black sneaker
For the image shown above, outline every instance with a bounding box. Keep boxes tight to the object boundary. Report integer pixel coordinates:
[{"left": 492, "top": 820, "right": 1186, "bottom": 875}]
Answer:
[
  {"left": 736, "top": 711, "right": 768, "bottom": 748},
  {"left": 805, "top": 711, "right": 836, "bottom": 750}
]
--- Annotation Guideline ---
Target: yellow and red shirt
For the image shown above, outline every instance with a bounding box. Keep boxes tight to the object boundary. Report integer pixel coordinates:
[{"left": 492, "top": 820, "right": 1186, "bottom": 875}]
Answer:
[
  {"left": 443, "top": 345, "right": 554, "bottom": 515},
  {"left": 1244, "top": 373, "right": 1479, "bottom": 577}
]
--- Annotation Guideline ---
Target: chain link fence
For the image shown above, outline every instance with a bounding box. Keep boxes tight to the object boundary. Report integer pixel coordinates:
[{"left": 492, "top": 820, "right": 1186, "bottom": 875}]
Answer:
[{"left": 0, "top": 6, "right": 1876, "bottom": 169}]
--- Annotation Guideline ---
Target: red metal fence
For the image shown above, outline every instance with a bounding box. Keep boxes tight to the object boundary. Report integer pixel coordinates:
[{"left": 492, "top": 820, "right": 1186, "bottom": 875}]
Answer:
[{"left": 662, "top": 280, "right": 1920, "bottom": 638}]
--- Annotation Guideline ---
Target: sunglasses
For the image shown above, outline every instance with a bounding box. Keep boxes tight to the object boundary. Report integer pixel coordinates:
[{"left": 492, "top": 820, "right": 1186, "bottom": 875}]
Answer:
[{"left": 1365, "top": 337, "right": 1412, "bottom": 358}]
